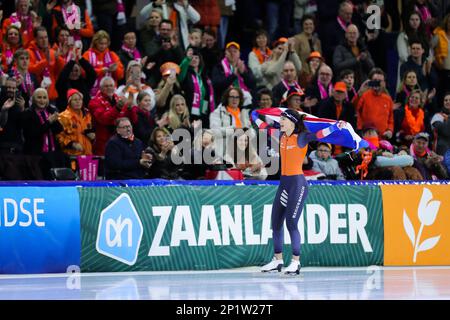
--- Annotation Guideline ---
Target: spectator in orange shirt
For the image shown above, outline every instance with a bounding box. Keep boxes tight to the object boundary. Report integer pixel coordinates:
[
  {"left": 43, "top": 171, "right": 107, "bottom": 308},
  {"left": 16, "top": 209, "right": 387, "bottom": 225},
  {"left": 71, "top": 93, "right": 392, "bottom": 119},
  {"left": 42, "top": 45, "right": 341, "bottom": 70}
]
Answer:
[
  {"left": 51, "top": 26, "right": 82, "bottom": 65},
  {"left": 83, "top": 30, "right": 124, "bottom": 97},
  {"left": 2, "top": 0, "right": 40, "bottom": 48},
  {"left": 27, "top": 27, "right": 65, "bottom": 102},
  {"left": 1, "top": 25, "right": 22, "bottom": 73},
  {"left": 355, "top": 68, "right": 394, "bottom": 140},
  {"left": 46, "top": 0, "right": 94, "bottom": 47}
]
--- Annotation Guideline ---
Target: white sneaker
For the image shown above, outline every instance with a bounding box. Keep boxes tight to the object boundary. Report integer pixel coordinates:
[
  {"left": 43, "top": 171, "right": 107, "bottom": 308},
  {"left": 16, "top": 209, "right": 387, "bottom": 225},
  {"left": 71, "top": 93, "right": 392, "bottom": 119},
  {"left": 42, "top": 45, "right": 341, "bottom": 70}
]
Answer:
[
  {"left": 284, "top": 259, "right": 301, "bottom": 275},
  {"left": 260, "top": 257, "right": 283, "bottom": 273}
]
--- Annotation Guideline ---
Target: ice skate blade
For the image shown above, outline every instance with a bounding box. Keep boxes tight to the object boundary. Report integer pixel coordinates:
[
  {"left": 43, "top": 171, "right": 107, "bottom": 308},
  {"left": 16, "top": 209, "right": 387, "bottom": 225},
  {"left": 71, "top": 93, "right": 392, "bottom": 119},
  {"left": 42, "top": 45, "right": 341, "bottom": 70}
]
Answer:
[
  {"left": 261, "top": 267, "right": 282, "bottom": 273},
  {"left": 261, "top": 264, "right": 283, "bottom": 273},
  {"left": 284, "top": 269, "right": 300, "bottom": 275}
]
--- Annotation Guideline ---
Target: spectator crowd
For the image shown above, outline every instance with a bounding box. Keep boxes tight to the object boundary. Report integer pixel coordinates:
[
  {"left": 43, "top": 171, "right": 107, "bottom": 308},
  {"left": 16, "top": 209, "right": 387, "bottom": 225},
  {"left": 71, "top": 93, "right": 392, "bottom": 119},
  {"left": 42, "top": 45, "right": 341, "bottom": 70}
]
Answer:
[{"left": 0, "top": 0, "right": 449, "bottom": 181}]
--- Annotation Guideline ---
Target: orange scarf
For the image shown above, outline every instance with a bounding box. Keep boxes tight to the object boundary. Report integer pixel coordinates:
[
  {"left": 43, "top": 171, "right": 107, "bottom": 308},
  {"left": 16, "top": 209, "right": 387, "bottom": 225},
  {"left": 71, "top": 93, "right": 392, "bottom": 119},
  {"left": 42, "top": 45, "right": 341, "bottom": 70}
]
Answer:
[
  {"left": 252, "top": 47, "right": 272, "bottom": 64},
  {"left": 336, "top": 103, "right": 342, "bottom": 119},
  {"left": 365, "top": 136, "right": 379, "bottom": 148},
  {"left": 226, "top": 106, "right": 242, "bottom": 128},
  {"left": 355, "top": 150, "right": 373, "bottom": 180},
  {"left": 403, "top": 105, "right": 424, "bottom": 135}
]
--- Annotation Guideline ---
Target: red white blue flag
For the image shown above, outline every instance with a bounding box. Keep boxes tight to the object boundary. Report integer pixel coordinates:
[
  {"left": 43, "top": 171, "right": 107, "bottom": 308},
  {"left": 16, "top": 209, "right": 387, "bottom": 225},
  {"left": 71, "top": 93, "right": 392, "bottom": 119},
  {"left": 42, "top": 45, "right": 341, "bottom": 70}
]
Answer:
[{"left": 251, "top": 107, "right": 369, "bottom": 151}]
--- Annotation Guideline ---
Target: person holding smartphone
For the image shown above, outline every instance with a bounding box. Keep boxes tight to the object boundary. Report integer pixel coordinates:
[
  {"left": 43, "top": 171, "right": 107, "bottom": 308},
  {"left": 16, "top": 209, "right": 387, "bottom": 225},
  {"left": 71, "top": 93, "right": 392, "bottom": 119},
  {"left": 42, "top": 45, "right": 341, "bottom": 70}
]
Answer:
[
  {"left": 0, "top": 76, "right": 26, "bottom": 155},
  {"left": 355, "top": 68, "right": 394, "bottom": 141},
  {"left": 115, "top": 60, "right": 156, "bottom": 109}
]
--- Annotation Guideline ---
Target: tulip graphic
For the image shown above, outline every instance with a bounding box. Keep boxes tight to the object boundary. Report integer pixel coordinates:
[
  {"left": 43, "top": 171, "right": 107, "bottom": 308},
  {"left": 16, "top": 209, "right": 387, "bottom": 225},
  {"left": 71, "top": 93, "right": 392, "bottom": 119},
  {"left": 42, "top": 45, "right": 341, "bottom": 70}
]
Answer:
[{"left": 403, "top": 188, "right": 441, "bottom": 263}]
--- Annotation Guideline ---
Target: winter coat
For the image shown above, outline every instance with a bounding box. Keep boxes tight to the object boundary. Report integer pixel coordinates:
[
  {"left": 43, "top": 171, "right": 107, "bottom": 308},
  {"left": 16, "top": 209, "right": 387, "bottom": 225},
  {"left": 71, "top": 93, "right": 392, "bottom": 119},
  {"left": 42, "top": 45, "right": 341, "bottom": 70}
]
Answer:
[
  {"left": 57, "top": 107, "right": 94, "bottom": 156},
  {"left": 309, "top": 150, "right": 345, "bottom": 180},
  {"left": 88, "top": 92, "right": 122, "bottom": 156},
  {"left": 104, "top": 134, "right": 146, "bottom": 180}
]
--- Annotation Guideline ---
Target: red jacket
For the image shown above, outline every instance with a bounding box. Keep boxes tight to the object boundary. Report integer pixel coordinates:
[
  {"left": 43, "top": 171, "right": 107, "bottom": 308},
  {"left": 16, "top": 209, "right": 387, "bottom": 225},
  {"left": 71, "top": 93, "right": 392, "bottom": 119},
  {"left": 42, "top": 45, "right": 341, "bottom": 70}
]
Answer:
[{"left": 88, "top": 92, "right": 122, "bottom": 156}]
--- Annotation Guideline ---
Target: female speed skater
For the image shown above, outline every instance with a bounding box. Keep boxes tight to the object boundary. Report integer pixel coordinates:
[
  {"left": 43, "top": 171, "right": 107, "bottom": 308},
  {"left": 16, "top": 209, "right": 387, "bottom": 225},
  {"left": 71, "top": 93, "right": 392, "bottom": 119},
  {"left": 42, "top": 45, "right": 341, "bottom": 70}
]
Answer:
[{"left": 261, "top": 109, "right": 345, "bottom": 275}]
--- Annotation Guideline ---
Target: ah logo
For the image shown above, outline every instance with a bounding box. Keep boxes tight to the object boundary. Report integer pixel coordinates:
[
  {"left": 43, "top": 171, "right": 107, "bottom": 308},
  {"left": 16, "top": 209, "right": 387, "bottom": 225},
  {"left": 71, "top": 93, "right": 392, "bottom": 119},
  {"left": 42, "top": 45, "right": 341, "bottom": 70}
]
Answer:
[{"left": 96, "top": 193, "right": 143, "bottom": 265}]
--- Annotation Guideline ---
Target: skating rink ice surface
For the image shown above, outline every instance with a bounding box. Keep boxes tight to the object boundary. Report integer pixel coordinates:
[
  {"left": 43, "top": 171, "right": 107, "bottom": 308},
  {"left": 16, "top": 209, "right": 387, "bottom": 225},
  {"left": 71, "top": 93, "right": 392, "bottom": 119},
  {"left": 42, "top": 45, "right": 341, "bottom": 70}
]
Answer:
[{"left": 1, "top": 266, "right": 450, "bottom": 300}]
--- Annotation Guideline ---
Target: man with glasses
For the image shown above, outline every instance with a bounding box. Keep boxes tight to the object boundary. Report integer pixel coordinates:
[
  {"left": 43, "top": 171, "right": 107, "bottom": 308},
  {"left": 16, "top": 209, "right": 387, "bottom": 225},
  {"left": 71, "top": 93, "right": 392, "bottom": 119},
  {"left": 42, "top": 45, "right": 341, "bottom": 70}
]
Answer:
[
  {"left": 104, "top": 117, "right": 153, "bottom": 179},
  {"left": 304, "top": 64, "right": 333, "bottom": 115}
]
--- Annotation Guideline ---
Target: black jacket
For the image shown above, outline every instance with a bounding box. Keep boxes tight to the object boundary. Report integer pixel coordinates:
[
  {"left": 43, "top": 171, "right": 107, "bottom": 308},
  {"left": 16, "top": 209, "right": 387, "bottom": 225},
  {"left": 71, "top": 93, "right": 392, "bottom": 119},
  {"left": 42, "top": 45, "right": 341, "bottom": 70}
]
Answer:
[
  {"left": 55, "top": 58, "right": 96, "bottom": 111},
  {"left": 180, "top": 66, "right": 214, "bottom": 126},
  {"left": 0, "top": 91, "right": 24, "bottom": 152},
  {"left": 104, "top": 134, "right": 147, "bottom": 180},
  {"left": 21, "top": 104, "right": 63, "bottom": 155},
  {"left": 317, "top": 97, "right": 356, "bottom": 128},
  {"left": 211, "top": 61, "right": 256, "bottom": 103},
  {"left": 333, "top": 39, "right": 375, "bottom": 87}
]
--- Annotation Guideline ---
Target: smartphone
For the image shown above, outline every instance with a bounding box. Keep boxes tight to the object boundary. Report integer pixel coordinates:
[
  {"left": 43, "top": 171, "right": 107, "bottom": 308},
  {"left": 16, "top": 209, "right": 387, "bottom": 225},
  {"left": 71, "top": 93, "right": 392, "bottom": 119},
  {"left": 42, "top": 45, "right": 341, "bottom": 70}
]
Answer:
[{"left": 68, "top": 36, "right": 75, "bottom": 46}]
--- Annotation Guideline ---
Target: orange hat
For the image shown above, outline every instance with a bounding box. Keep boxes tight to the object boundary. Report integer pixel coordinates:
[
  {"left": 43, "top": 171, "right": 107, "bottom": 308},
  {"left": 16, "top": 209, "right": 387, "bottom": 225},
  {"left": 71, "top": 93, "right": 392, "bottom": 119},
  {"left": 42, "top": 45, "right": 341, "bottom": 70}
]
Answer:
[
  {"left": 225, "top": 41, "right": 240, "bottom": 50},
  {"left": 273, "top": 37, "right": 288, "bottom": 47},
  {"left": 160, "top": 62, "right": 180, "bottom": 76},
  {"left": 282, "top": 87, "right": 305, "bottom": 104},
  {"left": 334, "top": 81, "right": 347, "bottom": 92},
  {"left": 306, "top": 51, "right": 324, "bottom": 62}
]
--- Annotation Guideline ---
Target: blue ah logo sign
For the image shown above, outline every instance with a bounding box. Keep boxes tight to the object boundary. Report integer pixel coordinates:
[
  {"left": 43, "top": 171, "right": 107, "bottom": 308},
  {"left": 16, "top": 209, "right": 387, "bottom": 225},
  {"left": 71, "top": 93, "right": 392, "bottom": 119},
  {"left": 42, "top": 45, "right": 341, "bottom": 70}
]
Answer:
[{"left": 96, "top": 193, "right": 143, "bottom": 265}]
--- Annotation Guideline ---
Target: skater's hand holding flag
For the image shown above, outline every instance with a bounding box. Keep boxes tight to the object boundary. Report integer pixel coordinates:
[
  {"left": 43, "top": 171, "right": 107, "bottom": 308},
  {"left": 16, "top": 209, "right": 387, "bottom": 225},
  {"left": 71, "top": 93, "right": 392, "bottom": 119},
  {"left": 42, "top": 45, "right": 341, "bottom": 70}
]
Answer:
[{"left": 251, "top": 108, "right": 369, "bottom": 151}]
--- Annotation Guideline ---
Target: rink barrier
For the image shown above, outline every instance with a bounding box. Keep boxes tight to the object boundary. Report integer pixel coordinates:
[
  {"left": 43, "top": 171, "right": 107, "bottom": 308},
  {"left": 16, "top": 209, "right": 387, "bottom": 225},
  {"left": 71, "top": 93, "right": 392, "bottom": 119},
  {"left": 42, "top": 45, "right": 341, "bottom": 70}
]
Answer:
[
  {"left": 0, "top": 180, "right": 449, "bottom": 273},
  {"left": 0, "top": 187, "right": 80, "bottom": 274}
]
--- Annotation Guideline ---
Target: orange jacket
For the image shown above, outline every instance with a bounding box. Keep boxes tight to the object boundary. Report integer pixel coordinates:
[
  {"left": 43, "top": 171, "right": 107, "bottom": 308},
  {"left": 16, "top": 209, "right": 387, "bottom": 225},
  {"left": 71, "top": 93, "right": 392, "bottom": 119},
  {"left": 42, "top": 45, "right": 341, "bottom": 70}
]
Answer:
[
  {"left": 51, "top": 5, "right": 94, "bottom": 40},
  {"left": 280, "top": 133, "right": 307, "bottom": 176},
  {"left": 82, "top": 48, "right": 124, "bottom": 83},
  {"left": 356, "top": 89, "right": 394, "bottom": 135},
  {"left": 27, "top": 41, "right": 65, "bottom": 101},
  {"left": 57, "top": 107, "right": 94, "bottom": 156},
  {"left": 433, "top": 27, "right": 448, "bottom": 69},
  {"left": 2, "top": 16, "right": 34, "bottom": 48}
]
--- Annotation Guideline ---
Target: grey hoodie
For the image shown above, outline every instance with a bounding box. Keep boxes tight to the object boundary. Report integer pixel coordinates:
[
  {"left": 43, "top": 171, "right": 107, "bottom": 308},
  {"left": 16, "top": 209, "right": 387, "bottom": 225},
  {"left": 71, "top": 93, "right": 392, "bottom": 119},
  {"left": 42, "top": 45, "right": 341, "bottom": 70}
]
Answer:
[{"left": 309, "top": 150, "right": 345, "bottom": 180}]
